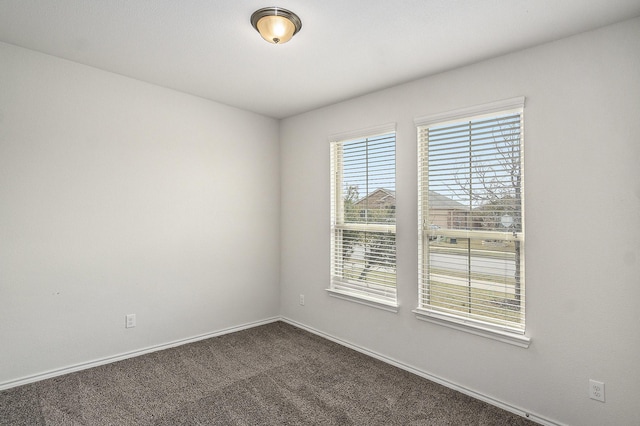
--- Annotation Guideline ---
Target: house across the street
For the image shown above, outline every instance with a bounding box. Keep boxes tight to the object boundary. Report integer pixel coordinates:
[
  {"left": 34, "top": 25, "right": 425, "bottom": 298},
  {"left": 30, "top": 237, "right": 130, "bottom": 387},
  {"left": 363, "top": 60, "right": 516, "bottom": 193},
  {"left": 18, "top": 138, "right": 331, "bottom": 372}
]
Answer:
[{"left": 354, "top": 188, "right": 468, "bottom": 228}]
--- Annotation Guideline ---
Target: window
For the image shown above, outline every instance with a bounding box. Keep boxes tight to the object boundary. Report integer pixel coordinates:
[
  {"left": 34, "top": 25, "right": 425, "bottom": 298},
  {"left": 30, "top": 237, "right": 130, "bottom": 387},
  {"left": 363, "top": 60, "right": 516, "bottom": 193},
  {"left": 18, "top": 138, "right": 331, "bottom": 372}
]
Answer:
[
  {"left": 329, "top": 125, "right": 397, "bottom": 311},
  {"left": 415, "top": 98, "right": 529, "bottom": 346}
]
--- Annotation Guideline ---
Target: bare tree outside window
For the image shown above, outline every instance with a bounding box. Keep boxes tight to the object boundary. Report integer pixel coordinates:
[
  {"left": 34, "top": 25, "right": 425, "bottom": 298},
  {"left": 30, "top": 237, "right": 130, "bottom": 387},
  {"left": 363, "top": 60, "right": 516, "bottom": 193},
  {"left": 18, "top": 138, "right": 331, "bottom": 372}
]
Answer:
[{"left": 447, "top": 116, "right": 523, "bottom": 305}]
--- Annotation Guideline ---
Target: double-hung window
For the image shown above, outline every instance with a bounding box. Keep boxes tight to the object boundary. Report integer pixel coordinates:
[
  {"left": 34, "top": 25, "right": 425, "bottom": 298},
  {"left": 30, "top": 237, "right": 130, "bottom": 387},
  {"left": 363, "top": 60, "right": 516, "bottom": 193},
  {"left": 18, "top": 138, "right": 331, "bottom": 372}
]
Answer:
[
  {"left": 415, "top": 98, "right": 529, "bottom": 346},
  {"left": 329, "top": 125, "right": 397, "bottom": 311}
]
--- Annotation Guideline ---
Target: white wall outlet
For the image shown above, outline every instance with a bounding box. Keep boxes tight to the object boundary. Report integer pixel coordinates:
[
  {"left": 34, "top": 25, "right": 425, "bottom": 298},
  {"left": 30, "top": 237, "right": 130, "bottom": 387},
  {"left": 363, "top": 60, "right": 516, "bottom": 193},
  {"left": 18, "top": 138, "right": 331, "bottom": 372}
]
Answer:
[
  {"left": 299, "top": 294, "right": 305, "bottom": 306},
  {"left": 589, "top": 379, "right": 605, "bottom": 402},
  {"left": 125, "top": 314, "right": 136, "bottom": 328}
]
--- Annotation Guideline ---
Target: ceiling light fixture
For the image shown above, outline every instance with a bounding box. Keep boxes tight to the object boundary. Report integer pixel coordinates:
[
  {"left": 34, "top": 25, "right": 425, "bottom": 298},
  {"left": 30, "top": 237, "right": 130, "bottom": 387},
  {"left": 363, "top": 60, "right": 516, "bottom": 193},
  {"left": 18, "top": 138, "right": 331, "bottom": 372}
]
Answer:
[{"left": 250, "top": 7, "right": 302, "bottom": 44}]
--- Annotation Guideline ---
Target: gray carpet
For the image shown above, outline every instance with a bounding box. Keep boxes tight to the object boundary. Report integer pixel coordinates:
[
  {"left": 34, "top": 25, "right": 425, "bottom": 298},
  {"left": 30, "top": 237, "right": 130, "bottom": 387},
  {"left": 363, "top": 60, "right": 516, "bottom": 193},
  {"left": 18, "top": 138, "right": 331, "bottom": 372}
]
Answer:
[{"left": 0, "top": 321, "right": 534, "bottom": 425}]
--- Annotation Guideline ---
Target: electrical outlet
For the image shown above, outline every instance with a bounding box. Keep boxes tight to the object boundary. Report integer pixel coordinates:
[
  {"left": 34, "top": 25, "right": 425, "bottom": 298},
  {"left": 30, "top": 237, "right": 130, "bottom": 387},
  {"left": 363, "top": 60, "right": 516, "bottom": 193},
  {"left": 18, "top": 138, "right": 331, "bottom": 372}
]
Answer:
[
  {"left": 125, "top": 314, "right": 136, "bottom": 328},
  {"left": 589, "top": 379, "right": 605, "bottom": 402},
  {"left": 299, "top": 294, "right": 305, "bottom": 306}
]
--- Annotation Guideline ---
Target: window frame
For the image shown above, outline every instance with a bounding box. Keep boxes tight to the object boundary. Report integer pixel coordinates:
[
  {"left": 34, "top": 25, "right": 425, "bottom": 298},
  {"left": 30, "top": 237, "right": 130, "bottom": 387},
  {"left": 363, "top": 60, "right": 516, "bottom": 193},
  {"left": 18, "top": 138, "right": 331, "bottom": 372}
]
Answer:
[
  {"left": 414, "top": 98, "right": 530, "bottom": 347},
  {"left": 328, "top": 124, "right": 398, "bottom": 312}
]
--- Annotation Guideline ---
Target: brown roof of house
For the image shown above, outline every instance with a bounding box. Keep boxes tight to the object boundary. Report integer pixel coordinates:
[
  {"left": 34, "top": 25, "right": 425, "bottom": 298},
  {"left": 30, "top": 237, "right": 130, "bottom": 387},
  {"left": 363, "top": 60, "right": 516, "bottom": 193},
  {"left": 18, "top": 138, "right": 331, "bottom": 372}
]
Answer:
[
  {"left": 428, "top": 191, "right": 468, "bottom": 210},
  {"left": 354, "top": 188, "right": 468, "bottom": 210}
]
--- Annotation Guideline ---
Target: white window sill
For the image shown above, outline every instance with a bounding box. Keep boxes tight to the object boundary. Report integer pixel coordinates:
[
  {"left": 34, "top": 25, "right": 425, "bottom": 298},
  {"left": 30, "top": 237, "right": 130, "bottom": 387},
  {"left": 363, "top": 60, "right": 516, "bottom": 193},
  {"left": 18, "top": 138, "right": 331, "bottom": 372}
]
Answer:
[
  {"left": 327, "top": 288, "right": 399, "bottom": 313},
  {"left": 412, "top": 308, "right": 531, "bottom": 348}
]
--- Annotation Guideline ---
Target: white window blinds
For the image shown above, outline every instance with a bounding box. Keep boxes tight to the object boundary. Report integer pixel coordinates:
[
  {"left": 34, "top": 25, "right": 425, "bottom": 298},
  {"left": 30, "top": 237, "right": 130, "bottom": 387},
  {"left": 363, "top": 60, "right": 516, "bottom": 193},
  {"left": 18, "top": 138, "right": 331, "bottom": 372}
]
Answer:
[
  {"left": 417, "top": 98, "right": 525, "bottom": 335},
  {"left": 330, "top": 129, "right": 397, "bottom": 307}
]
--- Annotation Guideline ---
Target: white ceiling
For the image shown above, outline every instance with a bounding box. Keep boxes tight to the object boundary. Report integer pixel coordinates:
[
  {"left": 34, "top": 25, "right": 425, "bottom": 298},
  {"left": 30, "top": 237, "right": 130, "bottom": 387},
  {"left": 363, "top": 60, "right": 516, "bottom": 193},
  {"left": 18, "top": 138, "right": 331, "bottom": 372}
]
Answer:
[{"left": 1, "top": 1, "right": 639, "bottom": 119}]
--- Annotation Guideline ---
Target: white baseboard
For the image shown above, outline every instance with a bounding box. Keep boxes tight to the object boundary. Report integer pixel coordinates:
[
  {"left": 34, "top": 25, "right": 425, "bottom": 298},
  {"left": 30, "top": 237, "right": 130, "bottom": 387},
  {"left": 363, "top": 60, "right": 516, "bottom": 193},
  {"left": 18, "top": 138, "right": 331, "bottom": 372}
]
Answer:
[
  {"left": 280, "top": 316, "right": 563, "bottom": 426},
  {"left": 0, "top": 316, "right": 280, "bottom": 391}
]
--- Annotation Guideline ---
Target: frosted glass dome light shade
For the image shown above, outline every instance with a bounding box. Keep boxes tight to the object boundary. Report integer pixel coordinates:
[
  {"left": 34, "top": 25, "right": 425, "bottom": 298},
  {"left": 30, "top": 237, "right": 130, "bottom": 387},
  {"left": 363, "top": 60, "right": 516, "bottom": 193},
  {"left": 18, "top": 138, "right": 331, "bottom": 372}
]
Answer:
[{"left": 251, "top": 7, "right": 302, "bottom": 44}]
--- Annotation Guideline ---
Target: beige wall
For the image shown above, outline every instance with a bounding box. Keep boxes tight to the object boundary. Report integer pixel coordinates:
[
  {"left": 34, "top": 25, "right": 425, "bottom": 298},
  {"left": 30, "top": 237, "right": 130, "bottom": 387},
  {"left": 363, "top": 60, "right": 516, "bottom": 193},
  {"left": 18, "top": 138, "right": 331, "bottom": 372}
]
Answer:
[
  {"left": 0, "top": 42, "right": 281, "bottom": 385},
  {"left": 280, "top": 18, "right": 640, "bottom": 426}
]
